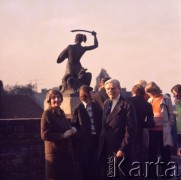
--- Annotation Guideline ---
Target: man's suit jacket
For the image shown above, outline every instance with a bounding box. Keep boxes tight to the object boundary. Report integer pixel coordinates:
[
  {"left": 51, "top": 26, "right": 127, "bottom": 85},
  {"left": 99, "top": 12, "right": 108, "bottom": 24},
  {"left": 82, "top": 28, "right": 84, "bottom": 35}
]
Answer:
[
  {"left": 98, "top": 95, "right": 137, "bottom": 159},
  {"left": 71, "top": 102, "right": 102, "bottom": 152}
]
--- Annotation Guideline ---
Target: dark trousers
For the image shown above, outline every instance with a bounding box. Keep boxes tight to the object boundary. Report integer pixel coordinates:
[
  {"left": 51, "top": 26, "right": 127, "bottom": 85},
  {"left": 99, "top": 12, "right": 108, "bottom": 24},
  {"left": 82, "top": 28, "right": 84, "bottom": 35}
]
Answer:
[
  {"left": 178, "top": 134, "right": 181, "bottom": 147},
  {"left": 148, "top": 130, "right": 171, "bottom": 178},
  {"left": 171, "top": 123, "right": 178, "bottom": 153},
  {"left": 79, "top": 135, "right": 100, "bottom": 180}
]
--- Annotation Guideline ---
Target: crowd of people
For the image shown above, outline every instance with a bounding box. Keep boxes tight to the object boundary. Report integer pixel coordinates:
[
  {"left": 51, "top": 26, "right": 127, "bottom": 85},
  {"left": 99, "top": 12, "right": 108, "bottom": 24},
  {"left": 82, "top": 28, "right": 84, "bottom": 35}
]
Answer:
[{"left": 40, "top": 79, "right": 181, "bottom": 180}]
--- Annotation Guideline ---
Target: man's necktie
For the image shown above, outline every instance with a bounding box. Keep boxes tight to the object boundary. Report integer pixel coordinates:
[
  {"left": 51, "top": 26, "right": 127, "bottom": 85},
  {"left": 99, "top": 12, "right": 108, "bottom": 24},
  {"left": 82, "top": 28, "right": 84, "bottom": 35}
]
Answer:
[{"left": 106, "top": 100, "right": 112, "bottom": 116}]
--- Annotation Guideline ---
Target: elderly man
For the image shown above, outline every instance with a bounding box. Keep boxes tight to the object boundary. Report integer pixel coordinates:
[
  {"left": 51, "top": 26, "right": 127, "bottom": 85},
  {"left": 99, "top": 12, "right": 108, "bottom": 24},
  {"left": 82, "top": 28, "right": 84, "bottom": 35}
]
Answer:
[{"left": 98, "top": 79, "right": 137, "bottom": 180}]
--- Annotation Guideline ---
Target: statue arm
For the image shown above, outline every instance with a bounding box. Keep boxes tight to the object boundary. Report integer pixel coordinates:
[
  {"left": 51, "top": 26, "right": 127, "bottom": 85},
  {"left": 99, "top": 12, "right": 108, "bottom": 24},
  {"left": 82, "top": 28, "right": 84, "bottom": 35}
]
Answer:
[
  {"left": 57, "top": 46, "right": 69, "bottom": 63},
  {"left": 84, "top": 32, "right": 98, "bottom": 51}
]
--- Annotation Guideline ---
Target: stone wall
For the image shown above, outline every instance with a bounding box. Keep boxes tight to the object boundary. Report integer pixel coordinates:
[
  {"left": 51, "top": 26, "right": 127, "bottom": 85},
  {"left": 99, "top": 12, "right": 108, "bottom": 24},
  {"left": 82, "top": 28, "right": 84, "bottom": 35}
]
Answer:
[{"left": 0, "top": 119, "right": 45, "bottom": 180}]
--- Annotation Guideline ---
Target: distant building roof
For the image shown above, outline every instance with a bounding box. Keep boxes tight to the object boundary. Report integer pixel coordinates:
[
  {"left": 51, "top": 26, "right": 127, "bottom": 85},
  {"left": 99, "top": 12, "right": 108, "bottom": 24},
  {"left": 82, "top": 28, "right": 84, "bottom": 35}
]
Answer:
[
  {"left": 33, "top": 93, "right": 46, "bottom": 108},
  {"left": 0, "top": 95, "right": 43, "bottom": 119}
]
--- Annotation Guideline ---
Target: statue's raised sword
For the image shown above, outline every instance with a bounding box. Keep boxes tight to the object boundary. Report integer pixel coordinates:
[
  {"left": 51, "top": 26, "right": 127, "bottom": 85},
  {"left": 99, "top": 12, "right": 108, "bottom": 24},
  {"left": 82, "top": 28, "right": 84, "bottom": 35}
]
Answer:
[{"left": 71, "top": 29, "right": 93, "bottom": 34}]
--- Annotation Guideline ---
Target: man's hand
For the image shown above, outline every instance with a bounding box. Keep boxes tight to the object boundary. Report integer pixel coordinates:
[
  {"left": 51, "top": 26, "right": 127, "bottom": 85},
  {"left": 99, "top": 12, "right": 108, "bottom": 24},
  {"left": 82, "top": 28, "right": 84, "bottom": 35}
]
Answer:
[{"left": 115, "top": 150, "right": 124, "bottom": 158}]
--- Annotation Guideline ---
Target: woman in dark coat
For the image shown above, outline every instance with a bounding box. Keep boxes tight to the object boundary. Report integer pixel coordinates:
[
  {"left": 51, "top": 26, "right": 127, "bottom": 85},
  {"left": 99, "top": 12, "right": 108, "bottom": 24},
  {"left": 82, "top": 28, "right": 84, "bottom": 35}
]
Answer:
[{"left": 41, "top": 89, "right": 77, "bottom": 180}]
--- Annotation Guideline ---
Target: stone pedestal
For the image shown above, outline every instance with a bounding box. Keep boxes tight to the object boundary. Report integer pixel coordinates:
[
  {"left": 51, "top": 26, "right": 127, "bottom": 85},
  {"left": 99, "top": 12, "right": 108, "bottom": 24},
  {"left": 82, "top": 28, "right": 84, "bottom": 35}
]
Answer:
[{"left": 60, "top": 92, "right": 80, "bottom": 119}]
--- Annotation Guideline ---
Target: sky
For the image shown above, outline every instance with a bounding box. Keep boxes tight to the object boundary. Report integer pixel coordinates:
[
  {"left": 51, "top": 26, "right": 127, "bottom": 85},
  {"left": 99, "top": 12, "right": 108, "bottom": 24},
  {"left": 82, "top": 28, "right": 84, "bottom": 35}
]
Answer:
[{"left": 0, "top": 0, "right": 181, "bottom": 95}]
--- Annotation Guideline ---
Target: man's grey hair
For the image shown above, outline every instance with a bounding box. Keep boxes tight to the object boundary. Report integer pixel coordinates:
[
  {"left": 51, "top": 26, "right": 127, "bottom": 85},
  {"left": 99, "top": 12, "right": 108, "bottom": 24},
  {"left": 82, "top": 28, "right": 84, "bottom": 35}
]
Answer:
[{"left": 104, "top": 79, "right": 121, "bottom": 89}]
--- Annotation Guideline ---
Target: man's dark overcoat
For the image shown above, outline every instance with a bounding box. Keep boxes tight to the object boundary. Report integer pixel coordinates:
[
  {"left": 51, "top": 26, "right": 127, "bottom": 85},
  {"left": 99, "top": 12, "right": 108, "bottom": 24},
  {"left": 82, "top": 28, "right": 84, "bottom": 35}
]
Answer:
[{"left": 98, "top": 95, "right": 137, "bottom": 159}]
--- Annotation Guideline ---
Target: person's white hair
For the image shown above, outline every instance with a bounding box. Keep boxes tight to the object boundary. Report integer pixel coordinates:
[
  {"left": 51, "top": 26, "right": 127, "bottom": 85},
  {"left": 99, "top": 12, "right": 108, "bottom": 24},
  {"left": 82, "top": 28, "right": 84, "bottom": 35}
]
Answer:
[
  {"left": 104, "top": 79, "right": 121, "bottom": 89},
  {"left": 134, "top": 80, "right": 147, "bottom": 88}
]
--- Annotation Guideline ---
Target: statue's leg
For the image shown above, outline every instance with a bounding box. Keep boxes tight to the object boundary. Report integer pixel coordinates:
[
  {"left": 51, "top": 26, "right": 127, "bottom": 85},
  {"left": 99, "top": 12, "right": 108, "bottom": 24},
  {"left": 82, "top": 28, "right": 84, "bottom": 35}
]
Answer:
[
  {"left": 67, "top": 77, "right": 75, "bottom": 88},
  {"left": 60, "top": 74, "right": 71, "bottom": 92}
]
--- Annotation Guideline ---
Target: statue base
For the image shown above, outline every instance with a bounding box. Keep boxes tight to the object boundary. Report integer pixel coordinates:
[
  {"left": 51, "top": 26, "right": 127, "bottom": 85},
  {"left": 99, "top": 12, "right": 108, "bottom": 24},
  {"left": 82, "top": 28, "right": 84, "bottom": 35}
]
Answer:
[{"left": 61, "top": 92, "right": 80, "bottom": 119}]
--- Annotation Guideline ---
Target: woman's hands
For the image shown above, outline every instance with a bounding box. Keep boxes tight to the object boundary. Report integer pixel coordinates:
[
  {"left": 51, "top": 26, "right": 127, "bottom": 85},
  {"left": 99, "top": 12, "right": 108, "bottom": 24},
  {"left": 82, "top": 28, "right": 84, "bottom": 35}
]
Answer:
[
  {"left": 63, "top": 127, "right": 77, "bottom": 139},
  {"left": 71, "top": 127, "right": 77, "bottom": 135}
]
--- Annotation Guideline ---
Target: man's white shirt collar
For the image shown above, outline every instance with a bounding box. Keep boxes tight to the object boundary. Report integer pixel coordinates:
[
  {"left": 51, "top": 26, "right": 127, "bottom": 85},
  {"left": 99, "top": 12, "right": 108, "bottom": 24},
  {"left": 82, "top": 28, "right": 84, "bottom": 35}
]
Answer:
[{"left": 82, "top": 101, "right": 87, "bottom": 108}]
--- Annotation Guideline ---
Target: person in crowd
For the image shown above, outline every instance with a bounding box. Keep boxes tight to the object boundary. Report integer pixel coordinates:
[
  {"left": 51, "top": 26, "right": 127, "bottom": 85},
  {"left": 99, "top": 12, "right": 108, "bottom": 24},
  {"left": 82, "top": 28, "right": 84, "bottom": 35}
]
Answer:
[
  {"left": 171, "top": 84, "right": 181, "bottom": 157},
  {"left": 135, "top": 79, "right": 147, "bottom": 88},
  {"left": 57, "top": 31, "right": 98, "bottom": 92},
  {"left": 128, "top": 84, "right": 155, "bottom": 163},
  {"left": 134, "top": 79, "right": 149, "bottom": 101},
  {"left": 145, "top": 82, "right": 174, "bottom": 178},
  {"left": 71, "top": 85, "right": 102, "bottom": 180},
  {"left": 94, "top": 76, "right": 111, "bottom": 111},
  {"left": 41, "top": 89, "right": 77, "bottom": 180},
  {"left": 134, "top": 80, "right": 150, "bottom": 154},
  {"left": 165, "top": 93, "right": 177, "bottom": 154},
  {"left": 98, "top": 79, "right": 137, "bottom": 180}
]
